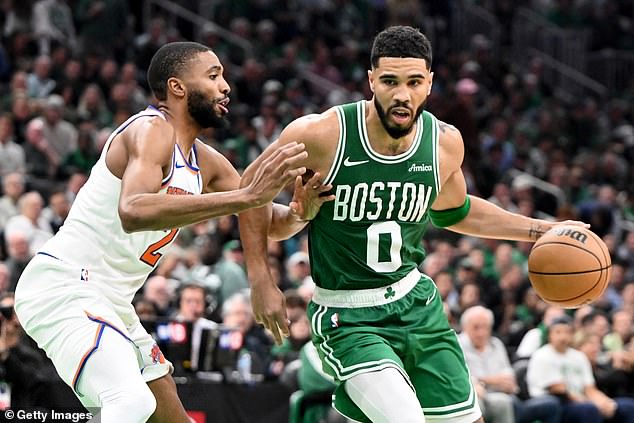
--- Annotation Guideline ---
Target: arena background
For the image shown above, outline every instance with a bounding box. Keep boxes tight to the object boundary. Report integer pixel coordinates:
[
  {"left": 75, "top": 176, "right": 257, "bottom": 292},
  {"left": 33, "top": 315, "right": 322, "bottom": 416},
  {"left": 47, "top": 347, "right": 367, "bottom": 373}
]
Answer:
[{"left": 0, "top": 0, "right": 633, "bottom": 422}]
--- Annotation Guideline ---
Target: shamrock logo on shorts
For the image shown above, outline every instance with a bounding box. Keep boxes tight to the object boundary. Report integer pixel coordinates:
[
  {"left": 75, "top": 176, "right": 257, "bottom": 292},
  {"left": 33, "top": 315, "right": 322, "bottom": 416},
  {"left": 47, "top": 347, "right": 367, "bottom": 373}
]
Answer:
[{"left": 384, "top": 286, "right": 395, "bottom": 299}]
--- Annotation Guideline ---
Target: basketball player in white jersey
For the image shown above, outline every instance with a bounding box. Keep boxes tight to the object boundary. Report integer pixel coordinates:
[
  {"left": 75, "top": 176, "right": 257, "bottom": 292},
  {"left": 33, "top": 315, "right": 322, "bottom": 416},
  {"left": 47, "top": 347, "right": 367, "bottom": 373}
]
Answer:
[{"left": 14, "top": 42, "right": 330, "bottom": 423}]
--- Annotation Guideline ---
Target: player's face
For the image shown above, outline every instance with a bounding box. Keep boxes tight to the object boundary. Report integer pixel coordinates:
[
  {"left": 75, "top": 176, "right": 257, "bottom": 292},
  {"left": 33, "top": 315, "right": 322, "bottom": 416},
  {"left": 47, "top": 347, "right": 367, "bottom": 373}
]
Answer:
[
  {"left": 369, "top": 57, "right": 433, "bottom": 139},
  {"left": 186, "top": 51, "right": 231, "bottom": 129}
]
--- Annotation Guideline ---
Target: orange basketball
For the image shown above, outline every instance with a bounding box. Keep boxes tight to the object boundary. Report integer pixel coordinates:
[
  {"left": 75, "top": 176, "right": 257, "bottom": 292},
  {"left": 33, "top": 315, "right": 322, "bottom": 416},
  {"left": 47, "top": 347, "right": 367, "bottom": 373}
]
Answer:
[{"left": 528, "top": 225, "right": 611, "bottom": 308}]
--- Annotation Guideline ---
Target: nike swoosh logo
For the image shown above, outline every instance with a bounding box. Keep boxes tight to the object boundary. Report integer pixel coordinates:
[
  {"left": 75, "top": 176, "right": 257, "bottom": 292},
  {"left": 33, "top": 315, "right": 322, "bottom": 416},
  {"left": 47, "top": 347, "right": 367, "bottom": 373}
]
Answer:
[
  {"left": 343, "top": 157, "right": 369, "bottom": 167},
  {"left": 425, "top": 289, "right": 437, "bottom": 306},
  {"left": 175, "top": 163, "right": 185, "bottom": 168}
]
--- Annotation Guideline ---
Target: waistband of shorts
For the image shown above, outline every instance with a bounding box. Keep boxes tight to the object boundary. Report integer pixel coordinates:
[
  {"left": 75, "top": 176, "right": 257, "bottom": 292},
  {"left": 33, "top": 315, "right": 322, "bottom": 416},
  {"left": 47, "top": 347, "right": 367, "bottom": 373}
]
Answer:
[{"left": 312, "top": 268, "right": 425, "bottom": 308}]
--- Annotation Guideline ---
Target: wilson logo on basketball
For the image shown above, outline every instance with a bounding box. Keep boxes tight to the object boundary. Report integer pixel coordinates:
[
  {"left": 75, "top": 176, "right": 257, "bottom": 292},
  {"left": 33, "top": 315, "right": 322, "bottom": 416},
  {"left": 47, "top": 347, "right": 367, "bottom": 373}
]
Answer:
[{"left": 554, "top": 228, "right": 588, "bottom": 244}]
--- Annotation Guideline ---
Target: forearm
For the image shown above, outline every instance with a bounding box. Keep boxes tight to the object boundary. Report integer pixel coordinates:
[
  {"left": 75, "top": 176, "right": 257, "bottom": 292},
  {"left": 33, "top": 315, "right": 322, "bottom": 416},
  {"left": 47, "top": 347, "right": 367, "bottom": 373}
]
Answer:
[
  {"left": 269, "top": 203, "right": 308, "bottom": 241},
  {"left": 447, "top": 195, "right": 550, "bottom": 242},
  {"left": 119, "top": 189, "right": 257, "bottom": 232},
  {"left": 239, "top": 204, "right": 274, "bottom": 285}
]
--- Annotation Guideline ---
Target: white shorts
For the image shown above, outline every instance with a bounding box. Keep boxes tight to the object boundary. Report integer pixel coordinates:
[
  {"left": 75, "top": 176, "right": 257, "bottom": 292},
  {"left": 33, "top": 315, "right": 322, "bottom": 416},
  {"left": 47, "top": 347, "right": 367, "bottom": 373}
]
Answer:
[{"left": 14, "top": 253, "right": 172, "bottom": 398}]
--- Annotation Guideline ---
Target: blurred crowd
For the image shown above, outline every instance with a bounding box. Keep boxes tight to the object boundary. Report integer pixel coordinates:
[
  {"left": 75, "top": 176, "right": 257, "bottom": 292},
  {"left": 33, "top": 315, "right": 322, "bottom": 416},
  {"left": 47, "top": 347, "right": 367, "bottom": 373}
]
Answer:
[{"left": 0, "top": 0, "right": 633, "bottom": 422}]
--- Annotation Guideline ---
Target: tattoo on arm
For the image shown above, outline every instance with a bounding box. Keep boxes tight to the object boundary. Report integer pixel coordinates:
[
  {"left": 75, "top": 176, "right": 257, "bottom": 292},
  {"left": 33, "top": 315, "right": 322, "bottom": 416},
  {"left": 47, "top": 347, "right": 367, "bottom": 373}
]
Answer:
[
  {"left": 438, "top": 122, "right": 457, "bottom": 133},
  {"left": 528, "top": 223, "right": 547, "bottom": 241}
]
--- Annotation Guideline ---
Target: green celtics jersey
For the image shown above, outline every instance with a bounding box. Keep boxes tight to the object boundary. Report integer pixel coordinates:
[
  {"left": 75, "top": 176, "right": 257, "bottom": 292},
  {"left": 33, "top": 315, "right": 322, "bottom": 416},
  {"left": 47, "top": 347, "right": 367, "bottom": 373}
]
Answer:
[{"left": 309, "top": 100, "right": 441, "bottom": 290}]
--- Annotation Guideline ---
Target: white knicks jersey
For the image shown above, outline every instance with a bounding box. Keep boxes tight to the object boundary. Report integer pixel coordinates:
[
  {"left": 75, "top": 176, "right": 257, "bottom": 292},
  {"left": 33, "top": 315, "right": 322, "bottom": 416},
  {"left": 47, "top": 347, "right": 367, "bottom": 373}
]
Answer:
[{"left": 41, "top": 106, "right": 203, "bottom": 317}]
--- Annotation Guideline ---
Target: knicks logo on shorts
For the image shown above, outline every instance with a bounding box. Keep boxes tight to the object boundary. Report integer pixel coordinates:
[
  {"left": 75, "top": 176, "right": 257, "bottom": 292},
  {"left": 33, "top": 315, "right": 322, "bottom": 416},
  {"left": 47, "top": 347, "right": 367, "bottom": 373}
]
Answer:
[{"left": 150, "top": 343, "right": 165, "bottom": 364}]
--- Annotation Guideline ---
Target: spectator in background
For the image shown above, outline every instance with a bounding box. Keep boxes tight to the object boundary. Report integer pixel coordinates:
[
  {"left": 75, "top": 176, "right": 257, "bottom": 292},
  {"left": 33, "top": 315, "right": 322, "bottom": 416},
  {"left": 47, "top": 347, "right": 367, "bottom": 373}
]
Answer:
[
  {"left": 35, "top": 94, "right": 77, "bottom": 161},
  {"left": 32, "top": 0, "right": 77, "bottom": 55},
  {"left": 0, "top": 113, "right": 25, "bottom": 177},
  {"left": 574, "top": 331, "right": 634, "bottom": 399},
  {"left": 286, "top": 251, "right": 311, "bottom": 288},
  {"left": 26, "top": 55, "right": 56, "bottom": 99},
  {"left": 516, "top": 305, "right": 566, "bottom": 359},
  {"left": 527, "top": 315, "right": 634, "bottom": 423},
  {"left": 4, "top": 191, "right": 52, "bottom": 255},
  {"left": 142, "top": 275, "right": 174, "bottom": 317},
  {"left": 0, "top": 173, "right": 25, "bottom": 229},
  {"left": 76, "top": 84, "right": 111, "bottom": 129},
  {"left": 0, "top": 293, "right": 50, "bottom": 408},
  {"left": 63, "top": 125, "right": 98, "bottom": 175},
  {"left": 23, "top": 118, "right": 60, "bottom": 192},
  {"left": 173, "top": 283, "right": 207, "bottom": 322},
  {"left": 75, "top": 0, "right": 129, "bottom": 59},
  {"left": 4, "top": 231, "right": 31, "bottom": 292},
  {"left": 222, "top": 292, "right": 272, "bottom": 376},
  {"left": 0, "top": 264, "right": 10, "bottom": 295},
  {"left": 459, "top": 305, "right": 562, "bottom": 423},
  {"left": 215, "top": 240, "right": 249, "bottom": 306},
  {"left": 41, "top": 190, "right": 70, "bottom": 234}
]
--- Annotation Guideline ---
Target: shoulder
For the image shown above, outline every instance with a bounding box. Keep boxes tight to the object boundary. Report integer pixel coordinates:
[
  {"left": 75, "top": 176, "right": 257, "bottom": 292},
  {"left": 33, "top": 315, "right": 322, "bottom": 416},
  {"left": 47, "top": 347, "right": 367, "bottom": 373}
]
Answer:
[
  {"left": 281, "top": 108, "right": 340, "bottom": 145},
  {"left": 125, "top": 115, "right": 175, "bottom": 151},
  {"left": 435, "top": 118, "right": 463, "bottom": 156}
]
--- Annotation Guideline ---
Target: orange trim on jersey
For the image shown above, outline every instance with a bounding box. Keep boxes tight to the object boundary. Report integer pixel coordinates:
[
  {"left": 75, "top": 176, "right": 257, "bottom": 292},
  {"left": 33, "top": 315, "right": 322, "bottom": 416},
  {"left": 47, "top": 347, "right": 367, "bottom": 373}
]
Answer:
[
  {"left": 72, "top": 324, "right": 104, "bottom": 393},
  {"left": 84, "top": 311, "right": 132, "bottom": 341}
]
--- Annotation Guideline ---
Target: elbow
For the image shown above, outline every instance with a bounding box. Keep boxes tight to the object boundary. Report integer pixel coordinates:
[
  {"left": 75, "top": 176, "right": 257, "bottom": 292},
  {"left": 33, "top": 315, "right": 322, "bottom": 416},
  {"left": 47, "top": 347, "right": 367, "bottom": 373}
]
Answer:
[{"left": 118, "top": 203, "right": 143, "bottom": 233}]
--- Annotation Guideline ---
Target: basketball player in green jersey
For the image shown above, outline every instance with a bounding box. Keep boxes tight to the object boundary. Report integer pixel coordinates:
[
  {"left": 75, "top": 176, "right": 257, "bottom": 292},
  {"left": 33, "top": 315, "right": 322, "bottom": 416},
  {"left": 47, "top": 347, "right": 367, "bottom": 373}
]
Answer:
[{"left": 239, "top": 26, "right": 587, "bottom": 423}]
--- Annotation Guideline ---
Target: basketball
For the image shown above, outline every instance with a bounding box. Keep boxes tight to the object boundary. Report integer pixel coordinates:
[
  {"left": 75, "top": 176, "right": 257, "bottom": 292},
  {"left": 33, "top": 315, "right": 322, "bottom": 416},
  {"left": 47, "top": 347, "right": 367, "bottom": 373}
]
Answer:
[{"left": 528, "top": 225, "right": 611, "bottom": 308}]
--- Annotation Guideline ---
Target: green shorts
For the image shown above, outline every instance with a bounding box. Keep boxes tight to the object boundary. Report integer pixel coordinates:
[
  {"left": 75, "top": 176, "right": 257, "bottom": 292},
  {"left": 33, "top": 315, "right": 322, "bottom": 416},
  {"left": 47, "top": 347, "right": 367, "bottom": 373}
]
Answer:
[{"left": 307, "top": 275, "right": 478, "bottom": 422}]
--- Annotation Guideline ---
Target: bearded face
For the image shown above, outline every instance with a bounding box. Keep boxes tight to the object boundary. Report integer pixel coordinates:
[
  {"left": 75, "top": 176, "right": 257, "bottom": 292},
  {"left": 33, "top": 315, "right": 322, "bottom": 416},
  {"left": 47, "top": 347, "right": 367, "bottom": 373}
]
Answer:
[
  {"left": 373, "top": 97, "right": 425, "bottom": 139},
  {"left": 187, "top": 89, "right": 229, "bottom": 129}
]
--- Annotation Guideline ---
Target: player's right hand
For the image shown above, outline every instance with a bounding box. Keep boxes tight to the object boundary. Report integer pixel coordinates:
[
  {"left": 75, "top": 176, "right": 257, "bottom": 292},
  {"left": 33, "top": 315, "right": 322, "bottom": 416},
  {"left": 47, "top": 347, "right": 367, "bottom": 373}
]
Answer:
[
  {"left": 244, "top": 142, "right": 307, "bottom": 206},
  {"left": 250, "top": 281, "right": 290, "bottom": 345}
]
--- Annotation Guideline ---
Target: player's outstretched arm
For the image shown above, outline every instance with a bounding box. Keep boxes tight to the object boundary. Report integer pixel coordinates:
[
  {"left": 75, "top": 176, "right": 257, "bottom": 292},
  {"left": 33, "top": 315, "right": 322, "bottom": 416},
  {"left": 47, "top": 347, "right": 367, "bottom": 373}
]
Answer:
[
  {"left": 239, "top": 116, "right": 330, "bottom": 344},
  {"left": 431, "top": 122, "right": 587, "bottom": 242},
  {"left": 117, "top": 118, "right": 307, "bottom": 233}
]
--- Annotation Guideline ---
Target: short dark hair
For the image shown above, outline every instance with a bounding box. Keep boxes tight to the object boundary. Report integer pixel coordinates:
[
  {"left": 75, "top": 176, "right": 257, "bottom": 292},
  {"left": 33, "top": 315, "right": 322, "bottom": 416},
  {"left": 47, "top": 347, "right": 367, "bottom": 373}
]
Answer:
[
  {"left": 147, "top": 42, "right": 212, "bottom": 101},
  {"left": 370, "top": 26, "right": 432, "bottom": 69}
]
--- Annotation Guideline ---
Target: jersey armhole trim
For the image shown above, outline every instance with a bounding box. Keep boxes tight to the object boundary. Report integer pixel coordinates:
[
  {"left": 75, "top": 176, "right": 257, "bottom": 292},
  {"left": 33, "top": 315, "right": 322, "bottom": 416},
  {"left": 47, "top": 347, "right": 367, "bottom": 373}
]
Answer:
[
  {"left": 323, "top": 107, "right": 346, "bottom": 185},
  {"left": 431, "top": 114, "right": 441, "bottom": 194}
]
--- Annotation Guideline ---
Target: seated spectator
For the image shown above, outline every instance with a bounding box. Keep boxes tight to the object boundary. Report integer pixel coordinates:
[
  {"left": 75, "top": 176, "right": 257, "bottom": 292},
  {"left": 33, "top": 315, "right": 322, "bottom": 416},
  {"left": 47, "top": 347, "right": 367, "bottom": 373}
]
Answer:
[
  {"left": 4, "top": 232, "right": 31, "bottom": 292},
  {"left": 0, "top": 173, "right": 25, "bottom": 228},
  {"left": 172, "top": 283, "right": 208, "bottom": 322},
  {"left": 0, "top": 113, "right": 25, "bottom": 177},
  {"left": 222, "top": 292, "right": 272, "bottom": 377},
  {"left": 527, "top": 315, "right": 634, "bottom": 423},
  {"left": 575, "top": 331, "right": 634, "bottom": 398},
  {"left": 26, "top": 55, "right": 56, "bottom": 99},
  {"left": 0, "top": 293, "right": 50, "bottom": 408},
  {"left": 516, "top": 305, "right": 566, "bottom": 359},
  {"left": 5, "top": 191, "right": 53, "bottom": 255},
  {"left": 41, "top": 190, "right": 70, "bottom": 234},
  {"left": 142, "top": 275, "right": 174, "bottom": 317},
  {"left": 459, "top": 305, "right": 561, "bottom": 423},
  {"left": 215, "top": 240, "right": 249, "bottom": 305}
]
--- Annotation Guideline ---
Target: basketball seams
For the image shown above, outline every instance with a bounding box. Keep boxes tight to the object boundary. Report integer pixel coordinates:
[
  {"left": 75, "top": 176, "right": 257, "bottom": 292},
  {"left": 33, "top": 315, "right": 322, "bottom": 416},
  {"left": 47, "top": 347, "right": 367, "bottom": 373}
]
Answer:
[
  {"left": 529, "top": 241, "right": 602, "bottom": 271},
  {"left": 528, "top": 266, "right": 611, "bottom": 276},
  {"left": 538, "top": 274, "right": 603, "bottom": 303}
]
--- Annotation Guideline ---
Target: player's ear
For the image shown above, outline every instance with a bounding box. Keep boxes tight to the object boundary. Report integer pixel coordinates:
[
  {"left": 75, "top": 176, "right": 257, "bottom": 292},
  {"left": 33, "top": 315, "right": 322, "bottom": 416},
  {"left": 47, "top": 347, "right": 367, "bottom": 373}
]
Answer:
[
  {"left": 167, "top": 77, "right": 186, "bottom": 99},
  {"left": 428, "top": 71, "right": 434, "bottom": 96},
  {"left": 368, "top": 69, "right": 375, "bottom": 93}
]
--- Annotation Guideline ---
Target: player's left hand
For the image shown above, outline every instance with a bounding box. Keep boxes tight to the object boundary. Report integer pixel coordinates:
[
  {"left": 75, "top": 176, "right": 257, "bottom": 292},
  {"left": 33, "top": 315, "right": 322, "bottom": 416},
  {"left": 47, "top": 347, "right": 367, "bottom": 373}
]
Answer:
[{"left": 289, "top": 172, "right": 335, "bottom": 222}]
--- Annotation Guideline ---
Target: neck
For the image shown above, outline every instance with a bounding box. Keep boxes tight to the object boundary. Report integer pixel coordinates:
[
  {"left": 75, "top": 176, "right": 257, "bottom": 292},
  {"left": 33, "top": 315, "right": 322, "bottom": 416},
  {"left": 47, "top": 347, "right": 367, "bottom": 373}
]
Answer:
[
  {"left": 156, "top": 103, "right": 200, "bottom": 155},
  {"left": 366, "top": 100, "right": 417, "bottom": 156}
]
